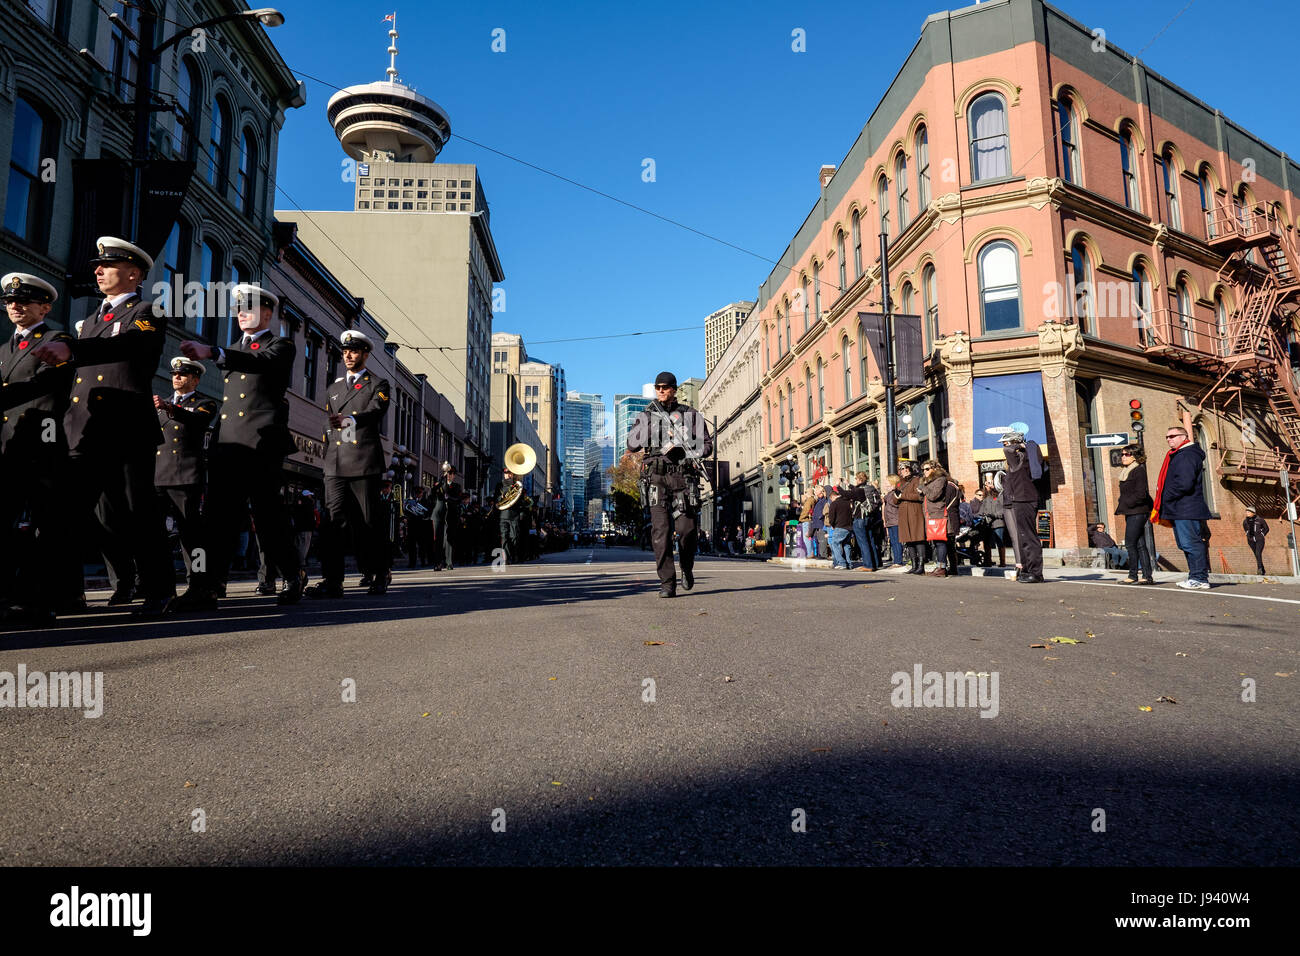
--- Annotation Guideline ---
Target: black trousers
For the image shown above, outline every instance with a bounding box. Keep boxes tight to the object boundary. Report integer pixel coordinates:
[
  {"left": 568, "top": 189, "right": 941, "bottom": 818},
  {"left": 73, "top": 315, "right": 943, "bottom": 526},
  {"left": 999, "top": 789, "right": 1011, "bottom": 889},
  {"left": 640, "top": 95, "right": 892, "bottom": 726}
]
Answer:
[
  {"left": 159, "top": 485, "right": 204, "bottom": 584},
  {"left": 649, "top": 479, "right": 698, "bottom": 588},
  {"left": 1123, "top": 513, "right": 1154, "bottom": 580},
  {"left": 198, "top": 447, "right": 298, "bottom": 590},
  {"left": 319, "top": 473, "right": 386, "bottom": 586},
  {"left": 500, "top": 515, "right": 520, "bottom": 563},
  {"left": 70, "top": 448, "right": 173, "bottom": 600},
  {"left": 434, "top": 507, "right": 458, "bottom": 568},
  {"left": 0, "top": 458, "right": 80, "bottom": 609},
  {"left": 1008, "top": 501, "right": 1043, "bottom": 576},
  {"left": 1248, "top": 537, "right": 1266, "bottom": 574}
]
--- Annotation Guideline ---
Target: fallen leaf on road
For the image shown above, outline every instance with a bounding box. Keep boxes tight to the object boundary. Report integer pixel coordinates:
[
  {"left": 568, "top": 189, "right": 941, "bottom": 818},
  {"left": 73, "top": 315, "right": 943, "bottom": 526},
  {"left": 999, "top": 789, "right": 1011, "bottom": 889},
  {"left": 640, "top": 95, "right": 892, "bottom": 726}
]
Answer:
[
  {"left": 421, "top": 712, "right": 430, "bottom": 717},
  {"left": 1050, "top": 636, "right": 1083, "bottom": 644},
  {"left": 183, "top": 781, "right": 195, "bottom": 788},
  {"left": 548, "top": 677, "right": 557, "bottom": 681},
  {"left": 1085, "top": 631, "right": 1095, "bottom": 639},
  {"left": 644, "top": 641, "right": 665, "bottom": 646},
  {"left": 1176, "top": 652, "right": 1188, "bottom": 657},
  {"left": 1029, "top": 643, "right": 1048, "bottom": 649},
  {"left": 887, "top": 597, "right": 896, "bottom": 601},
  {"left": 811, "top": 747, "right": 831, "bottom": 752},
  {"left": 1044, "top": 656, "right": 1059, "bottom": 661},
  {"left": 1156, "top": 696, "right": 1178, "bottom": 704},
  {"left": 723, "top": 676, "right": 734, "bottom": 682},
  {"left": 551, "top": 781, "right": 562, "bottom": 786},
  {"left": 1276, "top": 672, "right": 1293, "bottom": 677},
  {"left": 1015, "top": 598, "right": 1024, "bottom": 603},
  {"left": 1138, "top": 706, "right": 1153, "bottom": 712},
  {"left": 695, "top": 611, "right": 708, "bottom": 615}
]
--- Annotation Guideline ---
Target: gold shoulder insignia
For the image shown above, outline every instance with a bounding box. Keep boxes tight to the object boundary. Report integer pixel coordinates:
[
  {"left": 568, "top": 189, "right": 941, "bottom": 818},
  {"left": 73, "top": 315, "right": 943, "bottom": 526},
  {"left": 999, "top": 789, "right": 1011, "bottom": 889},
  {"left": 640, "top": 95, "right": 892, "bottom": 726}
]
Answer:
[
  {"left": 377, "top": 391, "right": 388, "bottom": 400},
  {"left": 133, "top": 319, "right": 157, "bottom": 332}
]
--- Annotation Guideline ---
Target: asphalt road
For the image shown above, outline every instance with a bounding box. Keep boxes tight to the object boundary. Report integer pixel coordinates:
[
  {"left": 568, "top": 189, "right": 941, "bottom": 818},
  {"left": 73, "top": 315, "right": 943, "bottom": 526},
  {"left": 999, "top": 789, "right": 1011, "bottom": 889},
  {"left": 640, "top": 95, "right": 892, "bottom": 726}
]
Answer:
[{"left": 1, "top": 547, "right": 1296, "bottom": 866}]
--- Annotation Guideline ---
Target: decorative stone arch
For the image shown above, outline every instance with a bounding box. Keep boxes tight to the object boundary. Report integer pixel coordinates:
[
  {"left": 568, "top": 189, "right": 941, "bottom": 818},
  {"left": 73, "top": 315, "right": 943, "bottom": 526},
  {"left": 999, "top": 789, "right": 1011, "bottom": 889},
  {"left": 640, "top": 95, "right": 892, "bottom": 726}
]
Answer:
[
  {"left": 1172, "top": 269, "right": 1202, "bottom": 305},
  {"left": 953, "top": 78, "right": 1020, "bottom": 119},
  {"left": 913, "top": 250, "right": 939, "bottom": 273},
  {"left": 1207, "top": 280, "right": 1236, "bottom": 312},
  {"left": 7, "top": 68, "right": 84, "bottom": 150},
  {"left": 1063, "top": 228, "right": 1103, "bottom": 268},
  {"left": 1156, "top": 140, "right": 1187, "bottom": 175},
  {"left": 1114, "top": 116, "right": 1146, "bottom": 154},
  {"left": 869, "top": 163, "right": 888, "bottom": 196},
  {"left": 1050, "top": 83, "right": 1090, "bottom": 125},
  {"left": 962, "top": 225, "right": 1033, "bottom": 264},
  {"left": 1195, "top": 160, "right": 1222, "bottom": 193},
  {"left": 905, "top": 112, "right": 929, "bottom": 153}
]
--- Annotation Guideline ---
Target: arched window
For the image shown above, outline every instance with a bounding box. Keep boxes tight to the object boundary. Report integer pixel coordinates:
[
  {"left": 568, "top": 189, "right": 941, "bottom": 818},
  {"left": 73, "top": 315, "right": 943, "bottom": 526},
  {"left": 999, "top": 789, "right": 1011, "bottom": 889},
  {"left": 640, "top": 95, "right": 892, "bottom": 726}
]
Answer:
[
  {"left": 1160, "top": 147, "right": 1181, "bottom": 230},
  {"left": 158, "top": 220, "right": 190, "bottom": 317},
  {"left": 1057, "top": 93, "right": 1079, "bottom": 183},
  {"left": 837, "top": 230, "right": 847, "bottom": 291},
  {"left": 173, "top": 57, "right": 200, "bottom": 159},
  {"left": 895, "top": 152, "right": 910, "bottom": 229},
  {"left": 1214, "top": 292, "right": 1229, "bottom": 357},
  {"left": 922, "top": 264, "right": 939, "bottom": 347},
  {"left": 1176, "top": 279, "right": 1193, "bottom": 348},
  {"left": 801, "top": 275, "right": 810, "bottom": 332},
  {"left": 916, "top": 126, "right": 931, "bottom": 208},
  {"left": 237, "top": 128, "right": 256, "bottom": 215},
  {"left": 1132, "top": 264, "right": 1153, "bottom": 346},
  {"left": 812, "top": 263, "right": 821, "bottom": 325},
  {"left": 900, "top": 282, "right": 914, "bottom": 315},
  {"left": 842, "top": 336, "right": 853, "bottom": 398},
  {"left": 851, "top": 209, "right": 863, "bottom": 277},
  {"left": 1199, "top": 166, "right": 1216, "bottom": 237},
  {"left": 858, "top": 328, "right": 870, "bottom": 398},
  {"left": 816, "top": 359, "right": 825, "bottom": 418},
  {"left": 199, "top": 239, "right": 223, "bottom": 341},
  {"left": 766, "top": 400, "right": 772, "bottom": 443},
  {"left": 779, "top": 390, "right": 786, "bottom": 438},
  {"left": 804, "top": 367, "right": 813, "bottom": 424},
  {"left": 764, "top": 327, "right": 771, "bottom": 369},
  {"left": 1070, "top": 242, "right": 1095, "bottom": 335},
  {"left": 978, "top": 240, "right": 1022, "bottom": 333},
  {"left": 1120, "top": 127, "right": 1140, "bottom": 211},
  {"left": 877, "top": 174, "right": 890, "bottom": 241},
  {"left": 969, "top": 92, "right": 1010, "bottom": 181},
  {"left": 776, "top": 310, "right": 783, "bottom": 355},
  {"left": 209, "top": 95, "right": 231, "bottom": 190},
  {"left": 3, "top": 94, "right": 56, "bottom": 250},
  {"left": 784, "top": 309, "right": 792, "bottom": 353}
]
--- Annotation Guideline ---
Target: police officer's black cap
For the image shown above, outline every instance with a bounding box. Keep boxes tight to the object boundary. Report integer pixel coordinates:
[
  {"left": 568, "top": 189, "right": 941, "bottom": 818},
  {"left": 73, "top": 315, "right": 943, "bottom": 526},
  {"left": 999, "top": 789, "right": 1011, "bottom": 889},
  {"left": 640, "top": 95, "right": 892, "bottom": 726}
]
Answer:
[{"left": 654, "top": 371, "right": 677, "bottom": 388}]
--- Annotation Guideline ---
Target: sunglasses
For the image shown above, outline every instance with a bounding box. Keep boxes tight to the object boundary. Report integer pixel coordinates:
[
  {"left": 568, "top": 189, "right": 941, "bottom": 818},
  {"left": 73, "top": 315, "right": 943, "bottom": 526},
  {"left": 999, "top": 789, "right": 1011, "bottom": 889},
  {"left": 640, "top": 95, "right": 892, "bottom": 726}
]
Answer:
[{"left": 1165, "top": 434, "right": 1183, "bottom": 439}]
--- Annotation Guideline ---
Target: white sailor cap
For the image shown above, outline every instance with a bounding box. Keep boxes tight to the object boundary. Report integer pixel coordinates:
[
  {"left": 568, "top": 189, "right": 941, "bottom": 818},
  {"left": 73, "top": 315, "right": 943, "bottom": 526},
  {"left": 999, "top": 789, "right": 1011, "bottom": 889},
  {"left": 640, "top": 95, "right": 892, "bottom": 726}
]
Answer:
[
  {"left": 231, "top": 283, "right": 279, "bottom": 311},
  {"left": 340, "top": 329, "right": 374, "bottom": 352},
  {"left": 170, "top": 356, "right": 205, "bottom": 376},
  {"left": 1, "top": 272, "right": 57, "bottom": 303},
  {"left": 90, "top": 236, "right": 153, "bottom": 272}
]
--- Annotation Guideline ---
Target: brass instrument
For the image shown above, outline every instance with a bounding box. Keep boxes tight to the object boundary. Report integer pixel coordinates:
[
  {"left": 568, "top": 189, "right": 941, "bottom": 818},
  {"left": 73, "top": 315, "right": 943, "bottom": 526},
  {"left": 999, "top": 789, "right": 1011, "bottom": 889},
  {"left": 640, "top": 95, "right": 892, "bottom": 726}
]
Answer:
[{"left": 496, "top": 443, "right": 537, "bottom": 510}]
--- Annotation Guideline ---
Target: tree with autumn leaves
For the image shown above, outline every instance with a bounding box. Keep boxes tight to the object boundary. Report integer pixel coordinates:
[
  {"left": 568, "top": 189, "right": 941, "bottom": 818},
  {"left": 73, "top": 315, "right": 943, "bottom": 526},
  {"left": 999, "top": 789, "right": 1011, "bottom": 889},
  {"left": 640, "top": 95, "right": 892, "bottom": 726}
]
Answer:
[{"left": 607, "top": 451, "right": 644, "bottom": 532}]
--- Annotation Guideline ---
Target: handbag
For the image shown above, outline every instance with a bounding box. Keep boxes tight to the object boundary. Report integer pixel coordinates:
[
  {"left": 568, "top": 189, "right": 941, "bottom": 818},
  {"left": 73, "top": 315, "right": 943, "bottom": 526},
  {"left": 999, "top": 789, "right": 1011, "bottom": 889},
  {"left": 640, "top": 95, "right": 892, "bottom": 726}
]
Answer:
[{"left": 925, "top": 487, "right": 957, "bottom": 541}]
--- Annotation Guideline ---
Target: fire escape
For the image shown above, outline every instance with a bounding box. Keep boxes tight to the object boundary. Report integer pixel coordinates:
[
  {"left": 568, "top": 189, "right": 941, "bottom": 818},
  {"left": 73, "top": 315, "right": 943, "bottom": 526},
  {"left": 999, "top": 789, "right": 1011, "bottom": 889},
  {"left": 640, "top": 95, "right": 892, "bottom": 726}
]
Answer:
[{"left": 1143, "top": 200, "right": 1300, "bottom": 501}]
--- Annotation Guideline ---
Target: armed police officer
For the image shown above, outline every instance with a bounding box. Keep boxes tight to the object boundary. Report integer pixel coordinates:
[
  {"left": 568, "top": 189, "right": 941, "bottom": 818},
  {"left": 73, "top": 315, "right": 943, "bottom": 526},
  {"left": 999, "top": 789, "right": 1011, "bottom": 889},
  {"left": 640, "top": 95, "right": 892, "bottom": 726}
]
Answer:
[
  {"left": 32, "top": 237, "right": 173, "bottom": 616},
  {"left": 169, "top": 283, "right": 301, "bottom": 610},
  {"left": 307, "top": 329, "right": 392, "bottom": 599},
  {"left": 626, "top": 371, "right": 713, "bottom": 598},
  {"left": 154, "top": 356, "right": 218, "bottom": 594},
  {"left": 0, "top": 273, "right": 78, "bottom": 623}
]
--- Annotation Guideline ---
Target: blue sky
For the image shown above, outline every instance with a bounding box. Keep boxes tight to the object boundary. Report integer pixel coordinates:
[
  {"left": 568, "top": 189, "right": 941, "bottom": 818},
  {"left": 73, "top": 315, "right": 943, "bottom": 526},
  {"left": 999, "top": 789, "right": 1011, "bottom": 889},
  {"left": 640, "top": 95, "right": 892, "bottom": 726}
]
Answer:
[{"left": 268, "top": 0, "right": 1297, "bottom": 428}]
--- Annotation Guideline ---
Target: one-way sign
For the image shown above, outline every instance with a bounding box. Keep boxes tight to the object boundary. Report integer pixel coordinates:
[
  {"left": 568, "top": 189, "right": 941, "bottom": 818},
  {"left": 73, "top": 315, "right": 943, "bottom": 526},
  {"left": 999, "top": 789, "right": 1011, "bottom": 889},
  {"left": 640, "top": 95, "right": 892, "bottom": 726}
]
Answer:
[{"left": 1086, "top": 432, "right": 1130, "bottom": 448}]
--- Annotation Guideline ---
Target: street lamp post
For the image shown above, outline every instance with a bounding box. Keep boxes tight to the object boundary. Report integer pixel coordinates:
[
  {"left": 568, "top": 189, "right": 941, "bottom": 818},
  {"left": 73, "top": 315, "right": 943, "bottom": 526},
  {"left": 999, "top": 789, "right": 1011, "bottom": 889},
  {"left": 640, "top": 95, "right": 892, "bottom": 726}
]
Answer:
[
  {"left": 126, "top": 7, "right": 284, "bottom": 243},
  {"left": 879, "top": 230, "right": 898, "bottom": 476}
]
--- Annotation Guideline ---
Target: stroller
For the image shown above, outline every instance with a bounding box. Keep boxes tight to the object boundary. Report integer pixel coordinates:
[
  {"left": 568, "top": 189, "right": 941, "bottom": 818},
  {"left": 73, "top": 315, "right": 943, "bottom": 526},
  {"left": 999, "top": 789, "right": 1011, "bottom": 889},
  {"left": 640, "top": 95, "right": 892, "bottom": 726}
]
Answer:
[{"left": 953, "top": 515, "right": 992, "bottom": 566}]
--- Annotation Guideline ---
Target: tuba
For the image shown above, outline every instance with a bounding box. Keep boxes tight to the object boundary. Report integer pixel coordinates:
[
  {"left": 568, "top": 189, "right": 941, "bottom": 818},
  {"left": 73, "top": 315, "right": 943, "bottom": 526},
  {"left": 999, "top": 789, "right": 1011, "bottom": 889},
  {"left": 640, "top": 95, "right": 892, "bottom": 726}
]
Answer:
[{"left": 497, "top": 443, "right": 537, "bottom": 510}]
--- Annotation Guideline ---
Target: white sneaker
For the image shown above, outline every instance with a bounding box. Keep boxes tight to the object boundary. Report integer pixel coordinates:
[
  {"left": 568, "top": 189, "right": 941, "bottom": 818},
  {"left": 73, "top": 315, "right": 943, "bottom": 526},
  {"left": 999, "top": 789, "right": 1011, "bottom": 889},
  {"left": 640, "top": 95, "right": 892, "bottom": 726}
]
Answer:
[{"left": 1176, "top": 579, "right": 1211, "bottom": 590}]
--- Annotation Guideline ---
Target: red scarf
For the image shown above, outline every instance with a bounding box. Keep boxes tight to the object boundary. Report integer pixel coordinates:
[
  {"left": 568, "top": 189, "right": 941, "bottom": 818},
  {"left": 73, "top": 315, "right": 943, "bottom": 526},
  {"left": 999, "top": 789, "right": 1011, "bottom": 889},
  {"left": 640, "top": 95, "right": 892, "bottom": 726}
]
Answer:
[{"left": 1149, "top": 443, "right": 1185, "bottom": 527}]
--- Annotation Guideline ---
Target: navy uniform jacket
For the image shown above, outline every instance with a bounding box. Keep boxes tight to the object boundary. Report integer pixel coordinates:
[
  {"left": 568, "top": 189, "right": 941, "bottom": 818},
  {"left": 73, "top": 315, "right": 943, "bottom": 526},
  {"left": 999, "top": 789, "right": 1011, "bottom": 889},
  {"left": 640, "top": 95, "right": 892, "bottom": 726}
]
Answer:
[
  {"left": 0, "top": 322, "right": 74, "bottom": 462},
  {"left": 155, "top": 392, "right": 219, "bottom": 487},
  {"left": 215, "top": 333, "right": 296, "bottom": 458},
  {"left": 321, "top": 369, "right": 390, "bottom": 478},
  {"left": 65, "top": 295, "right": 166, "bottom": 455}
]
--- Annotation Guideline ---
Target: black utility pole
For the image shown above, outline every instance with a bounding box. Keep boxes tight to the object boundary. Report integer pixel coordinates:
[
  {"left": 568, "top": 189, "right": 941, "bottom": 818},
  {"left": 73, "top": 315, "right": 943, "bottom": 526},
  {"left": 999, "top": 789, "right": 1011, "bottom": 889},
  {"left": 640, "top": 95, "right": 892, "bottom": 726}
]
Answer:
[
  {"left": 880, "top": 231, "right": 898, "bottom": 475},
  {"left": 128, "top": 4, "right": 158, "bottom": 243}
]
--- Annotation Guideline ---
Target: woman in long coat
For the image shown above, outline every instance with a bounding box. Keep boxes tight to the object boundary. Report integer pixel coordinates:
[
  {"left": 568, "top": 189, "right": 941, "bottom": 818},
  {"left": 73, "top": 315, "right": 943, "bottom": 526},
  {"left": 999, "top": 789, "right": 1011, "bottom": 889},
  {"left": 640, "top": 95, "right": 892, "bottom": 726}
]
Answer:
[
  {"left": 896, "top": 461, "right": 927, "bottom": 574},
  {"left": 921, "top": 461, "right": 961, "bottom": 577},
  {"left": 1114, "top": 444, "right": 1155, "bottom": 584}
]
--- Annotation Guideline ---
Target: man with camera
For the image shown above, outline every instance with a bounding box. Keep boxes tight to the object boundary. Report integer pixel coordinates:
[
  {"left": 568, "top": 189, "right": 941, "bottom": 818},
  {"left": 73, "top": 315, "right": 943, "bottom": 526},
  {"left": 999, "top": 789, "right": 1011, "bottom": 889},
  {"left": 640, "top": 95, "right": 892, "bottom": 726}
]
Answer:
[
  {"left": 626, "top": 371, "right": 713, "bottom": 598},
  {"left": 1000, "top": 429, "right": 1044, "bottom": 583}
]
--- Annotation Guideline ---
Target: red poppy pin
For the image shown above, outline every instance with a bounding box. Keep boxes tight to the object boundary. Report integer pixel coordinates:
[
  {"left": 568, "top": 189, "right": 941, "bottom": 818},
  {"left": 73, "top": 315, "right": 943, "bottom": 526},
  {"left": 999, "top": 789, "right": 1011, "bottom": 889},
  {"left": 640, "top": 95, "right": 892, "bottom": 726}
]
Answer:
[
  {"left": 104, "top": 313, "right": 115, "bottom": 322},
  {"left": 354, "top": 382, "right": 363, "bottom": 389},
  {"left": 18, "top": 341, "right": 29, "bottom": 350},
  {"left": 250, "top": 342, "right": 260, "bottom": 350}
]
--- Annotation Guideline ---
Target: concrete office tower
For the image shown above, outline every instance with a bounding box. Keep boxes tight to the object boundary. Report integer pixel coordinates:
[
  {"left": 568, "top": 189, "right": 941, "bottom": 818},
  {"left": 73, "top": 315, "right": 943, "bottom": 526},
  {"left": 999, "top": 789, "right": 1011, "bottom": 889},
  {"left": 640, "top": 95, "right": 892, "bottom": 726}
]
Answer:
[
  {"left": 563, "top": 392, "right": 605, "bottom": 528},
  {"left": 614, "top": 392, "right": 653, "bottom": 462},
  {"left": 491, "top": 332, "right": 563, "bottom": 501},
  {"left": 278, "top": 14, "right": 501, "bottom": 481},
  {"left": 677, "top": 377, "right": 704, "bottom": 410},
  {"left": 705, "top": 301, "right": 755, "bottom": 377}
]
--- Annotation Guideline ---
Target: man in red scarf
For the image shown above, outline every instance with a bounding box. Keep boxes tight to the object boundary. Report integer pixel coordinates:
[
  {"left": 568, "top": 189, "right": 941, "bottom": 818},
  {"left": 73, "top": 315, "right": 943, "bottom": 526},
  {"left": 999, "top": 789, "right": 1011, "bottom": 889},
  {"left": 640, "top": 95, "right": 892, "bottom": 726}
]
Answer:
[{"left": 1150, "top": 425, "right": 1212, "bottom": 589}]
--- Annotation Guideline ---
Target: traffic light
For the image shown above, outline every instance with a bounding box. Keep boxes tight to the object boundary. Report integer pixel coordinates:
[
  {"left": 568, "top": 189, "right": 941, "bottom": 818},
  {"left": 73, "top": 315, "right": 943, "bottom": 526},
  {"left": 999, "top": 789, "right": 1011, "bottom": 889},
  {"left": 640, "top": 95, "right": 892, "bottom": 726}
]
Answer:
[{"left": 1129, "top": 398, "right": 1144, "bottom": 433}]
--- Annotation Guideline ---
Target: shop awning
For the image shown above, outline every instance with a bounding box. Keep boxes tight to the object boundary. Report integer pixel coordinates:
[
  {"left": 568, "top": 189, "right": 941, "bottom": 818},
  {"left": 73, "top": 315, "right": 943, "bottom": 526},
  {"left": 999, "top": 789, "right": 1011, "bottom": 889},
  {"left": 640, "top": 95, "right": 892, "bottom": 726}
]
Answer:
[{"left": 972, "top": 372, "right": 1048, "bottom": 461}]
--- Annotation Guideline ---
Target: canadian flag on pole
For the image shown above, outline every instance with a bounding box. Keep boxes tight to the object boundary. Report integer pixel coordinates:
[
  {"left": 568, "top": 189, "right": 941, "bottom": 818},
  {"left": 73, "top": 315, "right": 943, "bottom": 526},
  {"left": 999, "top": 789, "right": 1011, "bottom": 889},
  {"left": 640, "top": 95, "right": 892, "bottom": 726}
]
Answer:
[{"left": 383, "top": 13, "right": 395, "bottom": 22}]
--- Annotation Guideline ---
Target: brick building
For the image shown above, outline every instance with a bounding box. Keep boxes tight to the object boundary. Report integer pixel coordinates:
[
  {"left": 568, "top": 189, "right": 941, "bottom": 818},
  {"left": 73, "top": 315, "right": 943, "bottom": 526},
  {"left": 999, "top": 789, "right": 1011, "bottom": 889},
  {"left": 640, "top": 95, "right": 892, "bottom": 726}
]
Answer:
[{"left": 752, "top": 0, "right": 1298, "bottom": 573}]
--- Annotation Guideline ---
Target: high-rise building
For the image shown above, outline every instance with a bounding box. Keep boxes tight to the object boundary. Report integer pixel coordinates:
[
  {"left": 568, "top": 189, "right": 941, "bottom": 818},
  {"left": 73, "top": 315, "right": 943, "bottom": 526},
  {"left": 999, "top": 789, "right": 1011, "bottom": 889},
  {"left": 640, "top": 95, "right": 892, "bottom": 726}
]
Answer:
[
  {"left": 705, "top": 301, "right": 755, "bottom": 376},
  {"left": 677, "top": 377, "right": 705, "bottom": 411},
  {"left": 277, "top": 14, "right": 500, "bottom": 489},
  {"left": 563, "top": 392, "right": 605, "bottom": 527},
  {"left": 490, "top": 333, "right": 562, "bottom": 502},
  {"left": 613, "top": 392, "right": 653, "bottom": 462}
]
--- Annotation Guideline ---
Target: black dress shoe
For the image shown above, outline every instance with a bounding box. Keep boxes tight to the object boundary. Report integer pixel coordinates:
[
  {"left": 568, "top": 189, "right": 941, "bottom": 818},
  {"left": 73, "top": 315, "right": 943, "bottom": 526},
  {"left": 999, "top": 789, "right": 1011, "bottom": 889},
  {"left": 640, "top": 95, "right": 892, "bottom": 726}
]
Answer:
[
  {"left": 255, "top": 584, "right": 277, "bottom": 596},
  {"left": 367, "top": 570, "right": 392, "bottom": 595},
  {"left": 132, "top": 597, "right": 170, "bottom": 618},
  {"left": 681, "top": 568, "right": 694, "bottom": 591},
  {"left": 658, "top": 586, "right": 676, "bottom": 598},
  {"left": 165, "top": 588, "right": 218, "bottom": 614},
  {"left": 305, "top": 582, "right": 344, "bottom": 599},
  {"left": 1018, "top": 574, "right": 1045, "bottom": 584},
  {"left": 106, "top": 589, "right": 135, "bottom": 606},
  {"left": 358, "top": 574, "right": 374, "bottom": 588},
  {"left": 277, "top": 582, "right": 303, "bottom": 605}
]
